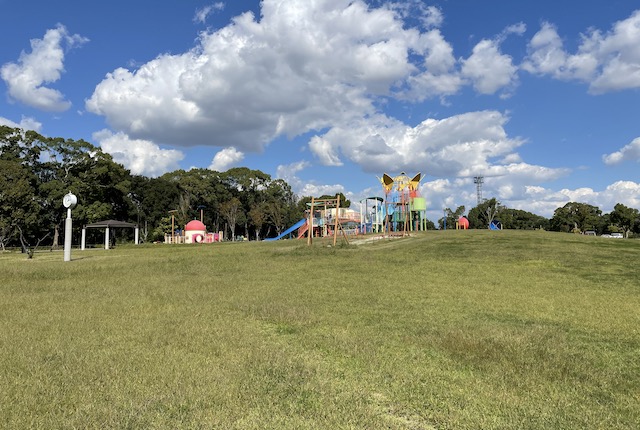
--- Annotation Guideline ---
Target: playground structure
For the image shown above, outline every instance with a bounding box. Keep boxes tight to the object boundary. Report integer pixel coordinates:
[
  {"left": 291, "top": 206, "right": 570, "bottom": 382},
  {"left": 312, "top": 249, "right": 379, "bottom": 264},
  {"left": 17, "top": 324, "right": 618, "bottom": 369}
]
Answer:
[
  {"left": 378, "top": 172, "right": 428, "bottom": 237},
  {"left": 164, "top": 219, "right": 224, "bottom": 244},
  {"left": 456, "top": 216, "right": 469, "bottom": 230},
  {"left": 359, "top": 197, "right": 384, "bottom": 234},
  {"left": 305, "top": 196, "right": 351, "bottom": 246},
  {"left": 265, "top": 196, "right": 359, "bottom": 245},
  {"left": 266, "top": 173, "right": 429, "bottom": 243}
]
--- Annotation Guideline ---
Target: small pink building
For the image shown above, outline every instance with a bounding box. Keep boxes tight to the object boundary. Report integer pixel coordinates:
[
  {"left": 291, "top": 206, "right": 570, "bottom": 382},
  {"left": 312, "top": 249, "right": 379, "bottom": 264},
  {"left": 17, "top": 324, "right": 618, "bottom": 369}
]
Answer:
[
  {"left": 165, "top": 220, "right": 223, "bottom": 244},
  {"left": 184, "top": 220, "right": 207, "bottom": 243}
]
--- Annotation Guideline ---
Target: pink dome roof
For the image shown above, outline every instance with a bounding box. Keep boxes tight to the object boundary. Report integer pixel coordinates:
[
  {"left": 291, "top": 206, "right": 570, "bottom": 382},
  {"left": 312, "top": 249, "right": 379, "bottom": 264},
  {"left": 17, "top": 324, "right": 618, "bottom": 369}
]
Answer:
[
  {"left": 185, "top": 220, "right": 206, "bottom": 231},
  {"left": 458, "top": 216, "right": 469, "bottom": 227}
]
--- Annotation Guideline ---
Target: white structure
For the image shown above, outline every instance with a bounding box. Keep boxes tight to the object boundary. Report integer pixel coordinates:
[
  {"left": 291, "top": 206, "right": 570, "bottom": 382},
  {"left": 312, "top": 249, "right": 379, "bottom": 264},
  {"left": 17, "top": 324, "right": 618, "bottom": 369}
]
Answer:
[
  {"left": 81, "top": 220, "right": 139, "bottom": 249},
  {"left": 63, "top": 192, "right": 77, "bottom": 261}
]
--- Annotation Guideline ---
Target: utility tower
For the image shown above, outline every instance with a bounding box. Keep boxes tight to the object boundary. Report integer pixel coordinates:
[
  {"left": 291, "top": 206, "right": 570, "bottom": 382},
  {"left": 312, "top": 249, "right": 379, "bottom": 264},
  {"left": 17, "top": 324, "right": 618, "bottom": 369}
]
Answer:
[{"left": 473, "top": 176, "right": 484, "bottom": 206}]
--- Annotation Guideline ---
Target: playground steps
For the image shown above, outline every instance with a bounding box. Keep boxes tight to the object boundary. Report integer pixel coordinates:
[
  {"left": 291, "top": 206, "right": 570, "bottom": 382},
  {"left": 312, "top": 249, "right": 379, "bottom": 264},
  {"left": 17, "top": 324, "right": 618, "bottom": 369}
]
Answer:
[{"left": 297, "top": 221, "right": 309, "bottom": 238}]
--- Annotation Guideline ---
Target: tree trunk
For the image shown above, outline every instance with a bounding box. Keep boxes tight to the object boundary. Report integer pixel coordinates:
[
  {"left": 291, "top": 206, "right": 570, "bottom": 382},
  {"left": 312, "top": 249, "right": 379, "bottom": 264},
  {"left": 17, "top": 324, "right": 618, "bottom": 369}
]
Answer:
[
  {"left": 50, "top": 224, "right": 59, "bottom": 251},
  {"left": 18, "top": 226, "right": 29, "bottom": 254}
]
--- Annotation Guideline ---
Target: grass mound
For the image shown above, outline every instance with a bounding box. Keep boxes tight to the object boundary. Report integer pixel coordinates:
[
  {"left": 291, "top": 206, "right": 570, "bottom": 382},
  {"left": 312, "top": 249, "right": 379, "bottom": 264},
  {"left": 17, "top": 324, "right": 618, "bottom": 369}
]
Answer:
[{"left": 1, "top": 230, "right": 638, "bottom": 429}]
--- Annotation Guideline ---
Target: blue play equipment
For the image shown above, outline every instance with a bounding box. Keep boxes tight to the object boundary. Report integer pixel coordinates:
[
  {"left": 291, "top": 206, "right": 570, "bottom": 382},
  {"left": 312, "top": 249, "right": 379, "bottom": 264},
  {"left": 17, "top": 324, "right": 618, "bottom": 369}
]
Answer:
[
  {"left": 264, "top": 219, "right": 307, "bottom": 241},
  {"left": 489, "top": 220, "right": 502, "bottom": 230}
]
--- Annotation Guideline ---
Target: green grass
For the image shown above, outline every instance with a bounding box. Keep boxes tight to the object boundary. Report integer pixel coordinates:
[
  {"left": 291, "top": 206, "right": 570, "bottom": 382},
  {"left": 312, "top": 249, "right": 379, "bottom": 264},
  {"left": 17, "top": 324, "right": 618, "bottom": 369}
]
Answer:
[{"left": 1, "top": 230, "right": 639, "bottom": 429}]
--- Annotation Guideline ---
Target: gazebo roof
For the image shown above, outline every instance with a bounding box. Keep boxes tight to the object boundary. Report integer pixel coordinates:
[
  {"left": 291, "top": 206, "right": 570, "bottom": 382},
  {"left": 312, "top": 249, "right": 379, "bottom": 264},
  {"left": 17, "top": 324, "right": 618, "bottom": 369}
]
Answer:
[{"left": 84, "top": 219, "right": 137, "bottom": 229}]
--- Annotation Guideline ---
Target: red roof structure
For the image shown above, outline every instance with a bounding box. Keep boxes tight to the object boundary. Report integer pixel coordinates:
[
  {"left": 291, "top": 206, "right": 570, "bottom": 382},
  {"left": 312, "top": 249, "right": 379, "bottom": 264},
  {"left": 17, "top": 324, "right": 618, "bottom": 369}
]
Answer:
[{"left": 185, "top": 220, "right": 206, "bottom": 231}]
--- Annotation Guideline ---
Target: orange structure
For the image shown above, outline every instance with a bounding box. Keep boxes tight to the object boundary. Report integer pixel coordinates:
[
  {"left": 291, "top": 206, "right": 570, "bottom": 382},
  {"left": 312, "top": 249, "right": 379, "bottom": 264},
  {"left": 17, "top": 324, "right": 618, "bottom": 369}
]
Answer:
[{"left": 456, "top": 216, "right": 469, "bottom": 230}]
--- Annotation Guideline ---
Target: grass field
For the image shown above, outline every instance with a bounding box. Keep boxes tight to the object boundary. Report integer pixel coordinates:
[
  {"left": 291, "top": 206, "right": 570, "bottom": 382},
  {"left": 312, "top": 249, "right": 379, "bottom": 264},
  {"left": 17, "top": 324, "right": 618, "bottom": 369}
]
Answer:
[{"left": 1, "top": 230, "right": 639, "bottom": 429}]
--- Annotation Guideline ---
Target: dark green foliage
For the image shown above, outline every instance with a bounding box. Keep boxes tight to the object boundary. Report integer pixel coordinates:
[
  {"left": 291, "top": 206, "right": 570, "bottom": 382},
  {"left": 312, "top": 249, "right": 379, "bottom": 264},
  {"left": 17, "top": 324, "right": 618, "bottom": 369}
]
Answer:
[
  {"left": 609, "top": 203, "right": 640, "bottom": 238},
  {"left": 439, "top": 205, "right": 465, "bottom": 229},
  {"left": 550, "top": 202, "right": 602, "bottom": 233},
  {"left": 497, "top": 208, "right": 550, "bottom": 230},
  {"left": 0, "top": 127, "right": 134, "bottom": 249},
  {"left": 0, "top": 127, "right": 302, "bottom": 246},
  {"left": 467, "top": 198, "right": 502, "bottom": 229},
  {"left": 129, "top": 175, "right": 181, "bottom": 241}
]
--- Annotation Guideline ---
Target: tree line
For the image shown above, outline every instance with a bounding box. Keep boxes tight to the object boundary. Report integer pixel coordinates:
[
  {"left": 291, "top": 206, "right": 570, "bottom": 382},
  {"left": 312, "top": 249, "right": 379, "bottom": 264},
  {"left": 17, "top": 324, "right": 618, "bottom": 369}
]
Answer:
[
  {"left": 2, "top": 126, "right": 638, "bottom": 250},
  {"left": 0, "top": 126, "right": 316, "bottom": 250},
  {"left": 440, "top": 198, "right": 640, "bottom": 238}
]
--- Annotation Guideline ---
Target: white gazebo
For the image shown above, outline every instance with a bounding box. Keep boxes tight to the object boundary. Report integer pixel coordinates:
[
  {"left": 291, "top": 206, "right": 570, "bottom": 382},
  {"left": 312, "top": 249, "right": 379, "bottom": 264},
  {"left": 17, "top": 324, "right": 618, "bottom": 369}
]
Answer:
[{"left": 82, "top": 220, "right": 139, "bottom": 250}]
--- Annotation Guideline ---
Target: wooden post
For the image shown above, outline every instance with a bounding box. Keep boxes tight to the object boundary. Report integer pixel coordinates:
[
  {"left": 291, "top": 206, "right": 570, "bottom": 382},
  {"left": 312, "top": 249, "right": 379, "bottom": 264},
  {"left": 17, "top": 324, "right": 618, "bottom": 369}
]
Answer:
[
  {"left": 323, "top": 201, "right": 327, "bottom": 238},
  {"left": 403, "top": 190, "right": 409, "bottom": 237},
  {"left": 333, "top": 196, "right": 340, "bottom": 247},
  {"left": 308, "top": 197, "right": 315, "bottom": 246}
]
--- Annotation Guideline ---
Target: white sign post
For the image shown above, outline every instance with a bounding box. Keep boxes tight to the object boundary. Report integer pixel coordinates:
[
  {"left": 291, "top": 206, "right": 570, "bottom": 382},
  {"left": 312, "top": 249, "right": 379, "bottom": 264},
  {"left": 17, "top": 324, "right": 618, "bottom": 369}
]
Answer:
[{"left": 63, "top": 192, "right": 77, "bottom": 262}]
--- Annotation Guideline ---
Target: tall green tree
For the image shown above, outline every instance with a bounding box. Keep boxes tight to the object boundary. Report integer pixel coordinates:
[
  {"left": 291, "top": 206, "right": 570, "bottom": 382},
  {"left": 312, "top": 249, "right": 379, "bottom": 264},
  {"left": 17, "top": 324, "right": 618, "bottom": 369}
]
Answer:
[
  {"left": 263, "top": 179, "right": 298, "bottom": 236},
  {"left": 467, "top": 198, "right": 503, "bottom": 229},
  {"left": 129, "top": 175, "right": 181, "bottom": 242},
  {"left": 41, "top": 136, "right": 132, "bottom": 223},
  {"left": 498, "top": 208, "right": 549, "bottom": 230},
  {"left": 0, "top": 128, "right": 51, "bottom": 247},
  {"left": 439, "top": 206, "right": 465, "bottom": 229},
  {"left": 609, "top": 203, "right": 640, "bottom": 238},
  {"left": 0, "top": 159, "right": 41, "bottom": 250},
  {"left": 1, "top": 126, "right": 135, "bottom": 248},
  {"left": 220, "top": 197, "right": 243, "bottom": 241},
  {"left": 222, "top": 167, "right": 283, "bottom": 237},
  {"left": 550, "top": 202, "right": 602, "bottom": 233},
  {"left": 248, "top": 203, "right": 268, "bottom": 241},
  {"left": 160, "top": 169, "right": 228, "bottom": 232},
  {"left": 265, "top": 201, "right": 288, "bottom": 237}
]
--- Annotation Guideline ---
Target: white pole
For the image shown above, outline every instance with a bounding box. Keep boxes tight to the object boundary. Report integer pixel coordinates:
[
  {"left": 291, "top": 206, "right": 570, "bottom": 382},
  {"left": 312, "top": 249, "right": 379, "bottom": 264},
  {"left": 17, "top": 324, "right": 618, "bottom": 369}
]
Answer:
[
  {"left": 105, "top": 227, "right": 110, "bottom": 250},
  {"left": 64, "top": 208, "right": 72, "bottom": 262},
  {"left": 134, "top": 227, "right": 139, "bottom": 245},
  {"left": 81, "top": 228, "right": 86, "bottom": 250}
]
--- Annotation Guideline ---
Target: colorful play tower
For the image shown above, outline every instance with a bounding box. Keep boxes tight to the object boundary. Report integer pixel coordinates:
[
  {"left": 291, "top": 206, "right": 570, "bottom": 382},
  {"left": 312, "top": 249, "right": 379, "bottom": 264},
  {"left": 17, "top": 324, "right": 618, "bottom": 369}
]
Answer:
[{"left": 378, "top": 172, "right": 427, "bottom": 236}]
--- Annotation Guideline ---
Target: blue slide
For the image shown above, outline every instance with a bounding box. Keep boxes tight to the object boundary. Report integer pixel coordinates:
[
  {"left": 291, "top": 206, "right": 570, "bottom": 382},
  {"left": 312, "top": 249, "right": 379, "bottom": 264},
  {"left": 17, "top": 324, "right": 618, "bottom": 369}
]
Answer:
[{"left": 264, "top": 219, "right": 307, "bottom": 241}]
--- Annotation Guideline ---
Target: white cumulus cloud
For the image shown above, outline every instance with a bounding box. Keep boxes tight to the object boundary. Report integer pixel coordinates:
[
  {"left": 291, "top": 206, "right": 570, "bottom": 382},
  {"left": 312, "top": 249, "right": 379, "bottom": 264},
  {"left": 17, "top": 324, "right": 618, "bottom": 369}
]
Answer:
[
  {"left": 602, "top": 137, "right": 640, "bottom": 165},
  {"left": 0, "top": 115, "right": 42, "bottom": 132},
  {"left": 522, "top": 11, "right": 640, "bottom": 93},
  {"left": 85, "top": 0, "right": 417, "bottom": 151},
  {"left": 275, "top": 160, "right": 345, "bottom": 197},
  {"left": 461, "top": 39, "right": 519, "bottom": 95},
  {"left": 86, "top": 0, "right": 531, "bottom": 155},
  {"left": 307, "top": 110, "right": 567, "bottom": 185},
  {"left": 209, "top": 147, "right": 244, "bottom": 171},
  {"left": 93, "top": 129, "right": 184, "bottom": 177},
  {"left": 1, "top": 24, "right": 88, "bottom": 112},
  {"left": 194, "top": 2, "right": 225, "bottom": 24}
]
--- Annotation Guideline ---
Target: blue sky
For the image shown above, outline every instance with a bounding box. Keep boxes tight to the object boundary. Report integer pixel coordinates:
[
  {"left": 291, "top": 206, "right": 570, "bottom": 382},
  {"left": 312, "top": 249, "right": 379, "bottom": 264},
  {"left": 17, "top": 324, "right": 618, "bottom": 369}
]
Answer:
[{"left": 1, "top": 0, "right": 639, "bottom": 222}]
